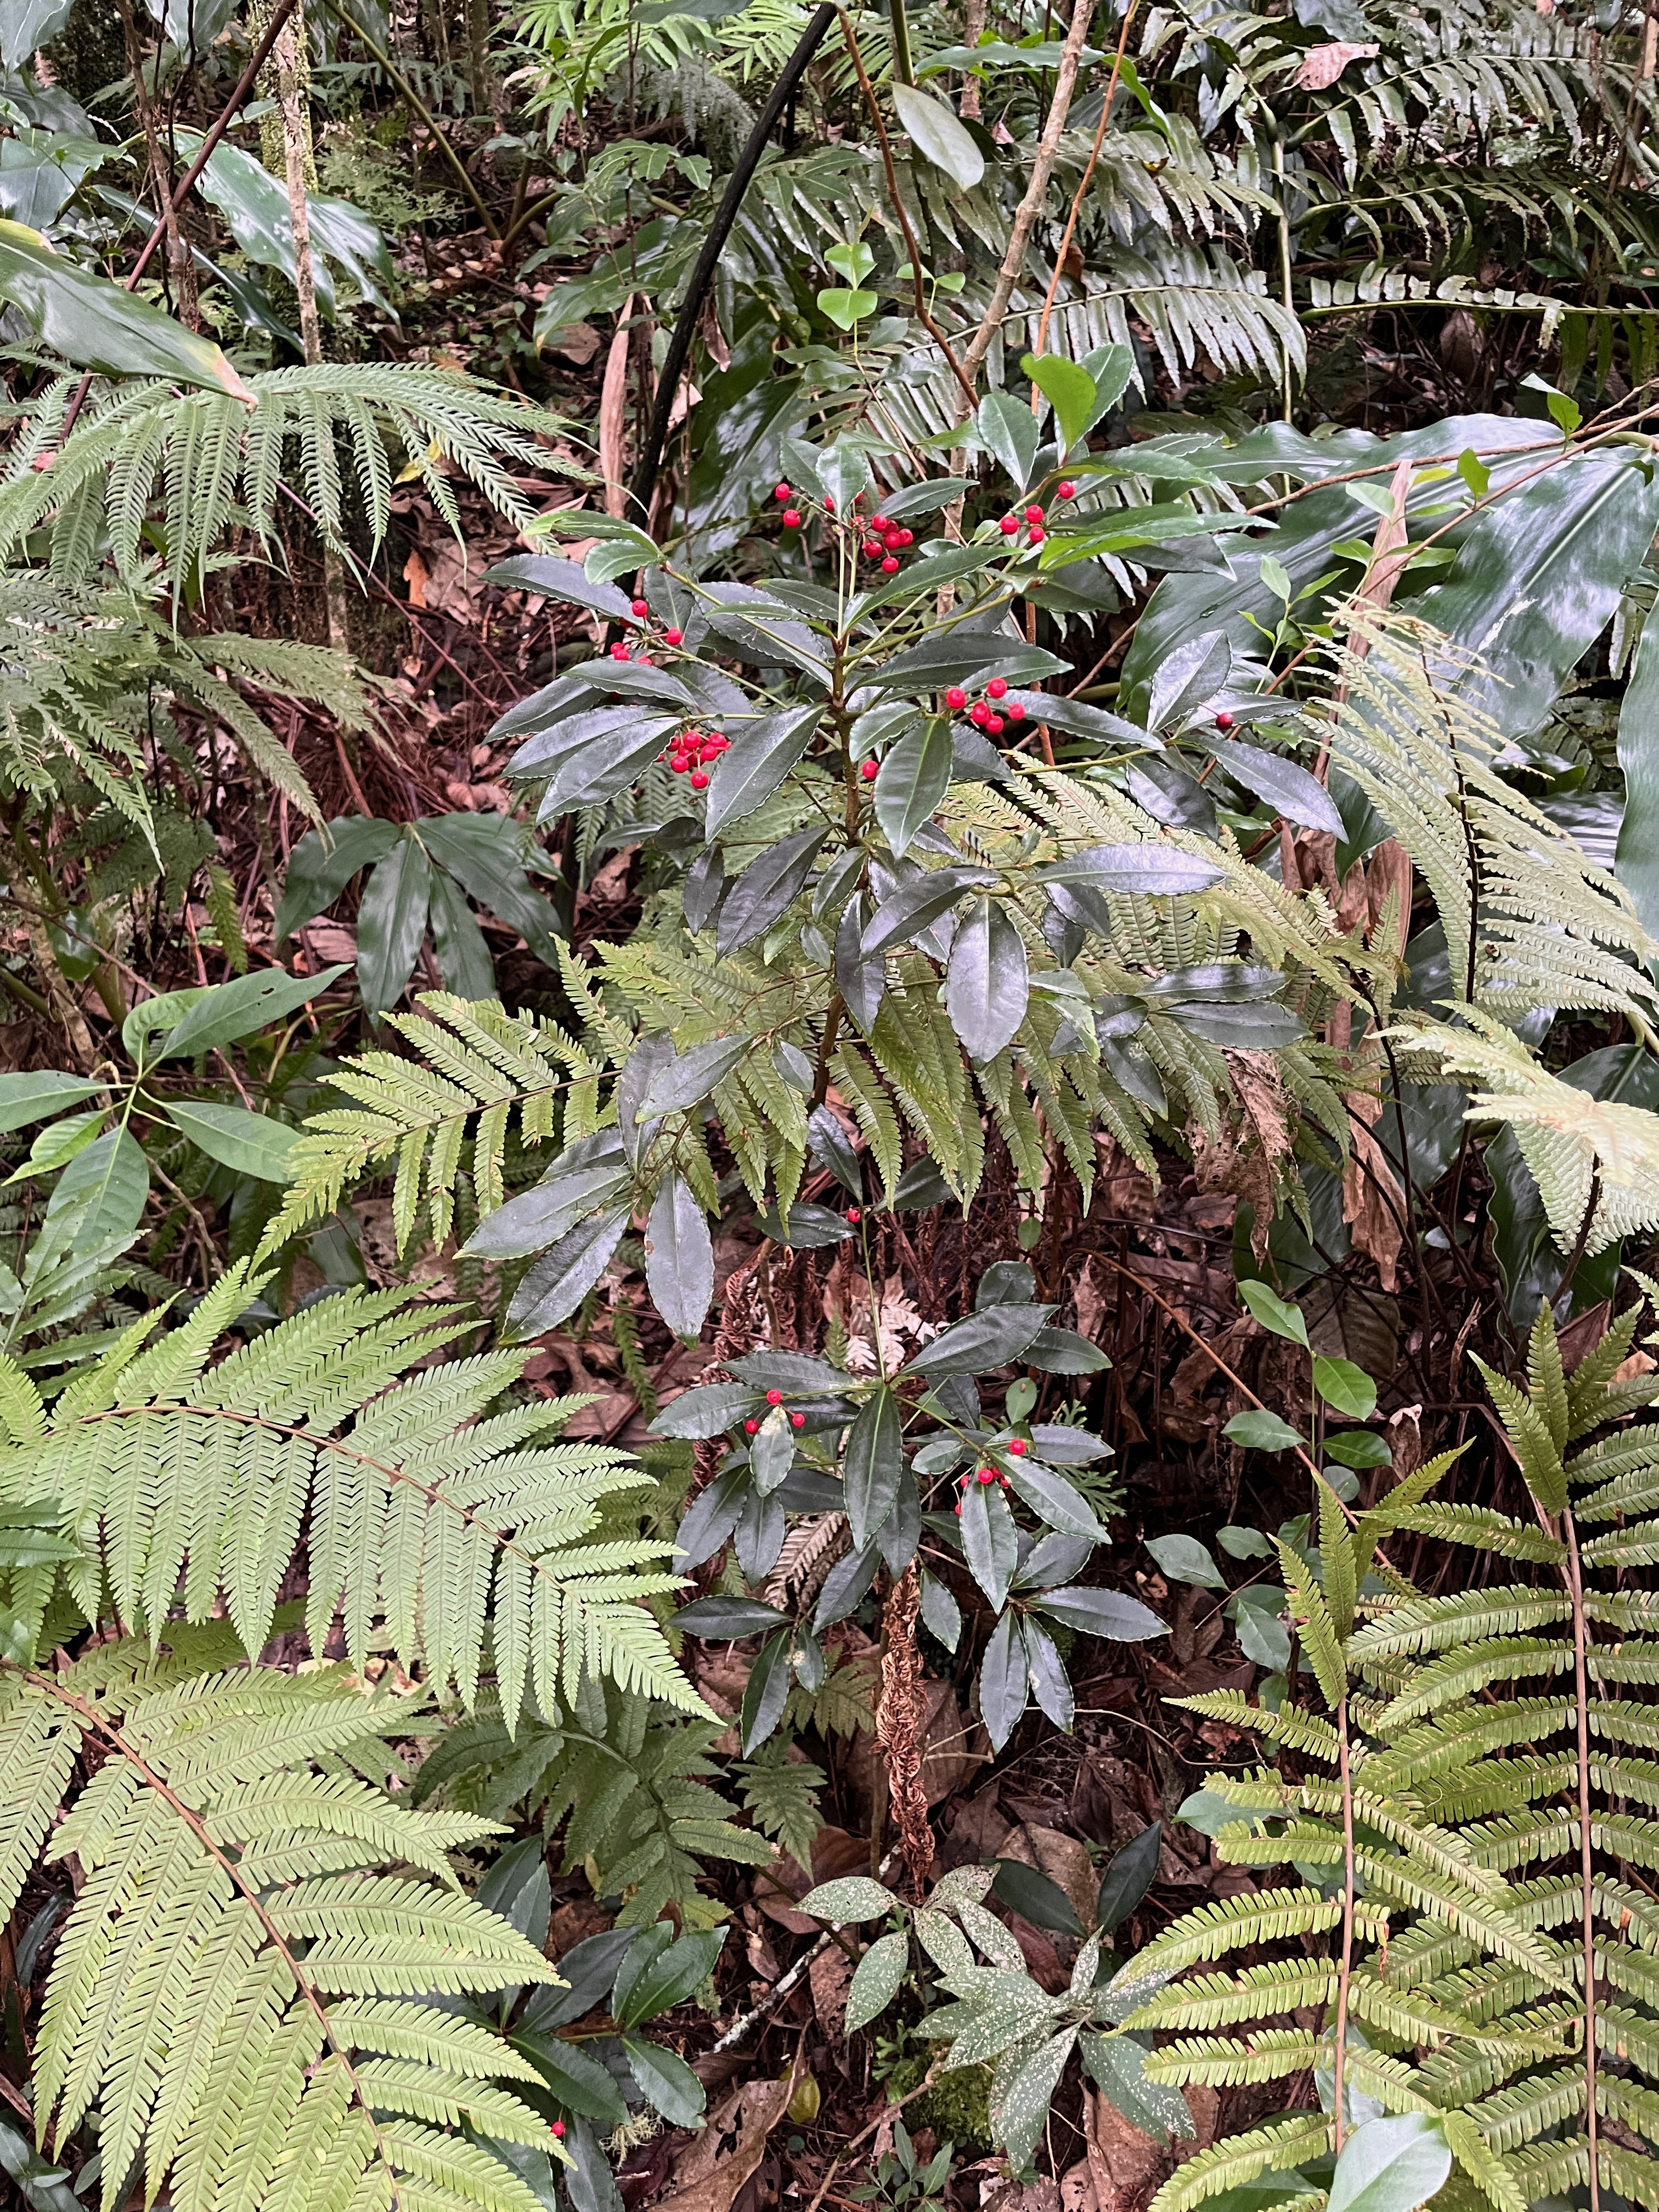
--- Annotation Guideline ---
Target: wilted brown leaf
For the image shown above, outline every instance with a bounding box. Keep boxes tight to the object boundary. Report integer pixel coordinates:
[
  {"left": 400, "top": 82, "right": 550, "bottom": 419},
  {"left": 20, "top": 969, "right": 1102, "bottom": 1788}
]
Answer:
[{"left": 1293, "top": 38, "right": 1379, "bottom": 86}]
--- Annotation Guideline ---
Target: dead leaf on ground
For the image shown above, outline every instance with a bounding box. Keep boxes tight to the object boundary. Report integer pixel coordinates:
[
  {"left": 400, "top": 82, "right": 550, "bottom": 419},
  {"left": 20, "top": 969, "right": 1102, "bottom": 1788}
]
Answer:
[
  {"left": 809, "top": 1943, "right": 853, "bottom": 2033},
  {"left": 654, "top": 2058, "right": 801, "bottom": 2212},
  {"left": 1293, "top": 38, "right": 1379, "bottom": 87},
  {"left": 1000, "top": 1822, "right": 1098, "bottom": 1931}
]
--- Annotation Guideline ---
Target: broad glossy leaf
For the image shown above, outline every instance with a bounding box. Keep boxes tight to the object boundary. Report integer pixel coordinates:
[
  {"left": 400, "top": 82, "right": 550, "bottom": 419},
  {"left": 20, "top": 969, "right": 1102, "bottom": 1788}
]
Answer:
[
  {"left": 623, "top": 2037, "right": 705, "bottom": 2127},
  {"left": 758, "top": 1199, "right": 856, "bottom": 1248},
  {"left": 545, "top": 717, "right": 681, "bottom": 810},
  {"left": 1006, "top": 1458, "right": 1107, "bottom": 1542},
  {"left": 1223, "top": 1409, "right": 1307, "bottom": 1453},
  {"left": 945, "top": 898, "right": 1030, "bottom": 1061},
  {"left": 673, "top": 1464, "right": 754, "bottom": 1567},
  {"left": 33, "top": 1125, "right": 148, "bottom": 1273},
  {"left": 274, "top": 817, "right": 399, "bottom": 941},
  {"left": 1327, "top": 2115, "right": 1452, "bottom": 2212},
  {"left": 157, "top": 963, "right": 352, "bottom": 1061},
  {"left": 521, "top": 1928, "right": 638, "bottom": 2033},
  {"left": 0, "top": 1073, "right": 103, "bottom": 1136},
  {"left": 846, "top": 1931, "right": 908, "bottom": 2033},
  {"left": 421, "top": 812, "right": 562, "bottom": 961},
  {"left": 163, "top": 1102, "right": 299, "bottom": 1183},
  {"left": 906, "top": 1302, "right": 1054, "bottom": 1376},
  {"left": 873, "top": 635, "right": 1069, "bottom": 694},
  {"left": 1313, "top": 1355, "right": 1378, "bottom": 1419},
  {"left": 1038, "top": 843, "right": 1223, "bottom": 895},
  {"left": 1145, "top": 1533, "right": 1226, "bottom": 1588},
  {"left": 875, "top": 718, "right": 953, "bottom": 857},
  {"left": 740, "top": 1627, "right": 794, "bottom": 1752},
  {"left": 356, "top": 834, "right": 432, "bottom": 1017},
  {"left": 891, "top": 78, "right": 985, "bottom": 186},
  {"left": 878, "top": 476, "right": 971, "bottom": 521},
  {"left": 513, "top": 2034, "right": 629, "bottom": 2124},
  {"left": 1003, "top": 689, "right": 1147, "bottom": 746},
  {"left": 645, "top": 1176, "right": 714, "bottom": 1338},
  {"left": 978, "top": 388, "right": 1040, "bottom": 492},
  {"left": 1238, "top": 1280, "right": 1310, "bottom": 1344},
  {"left": 682, "top": 846, "right": 725, "bottom": 934},
  {"left": 862, "top": 865, "right": 996, "bottom": 958},
  {"left": 978, "top": 1610, "right": 1027, "bottom": 1752},
  {"left": 717, "top": 828, "right": 823, "bottom": 956},
  {"left": 613, "top": 1926, "right": 726, "bottom": 2029},
  {"left": 1619, "top": 606, "right": 1659, "bottom": 940},
  {"left": 1081, "top": 2029, "right": 1194, "bottom": 2140},
  {"left": 960, "top": 1477, "right": 1018, "bottom": 1607},
  {"left": 507, "top": 1204, "right": 631, "bottom": 1335},
  {"left": 918, "top": 1568, "right": 962, "bottom": 1651},
  {"left": 1167, "top": 1000, "right": 1304, "bottom": 1048},
  {"left": 1035, "top": 1585, "right": 1167, "bottom": 1640},
  {"left": 509, "top": 702, "right": 678, "bottom": 781},
  {"left": 796, "top": 1875, "right": 897, "bottom": 1923},
  {"left": 1095, "top": 1821, "right": 1161, "bottom": 1931},
  {"left": 674, "top": 1594, "right": 788, "bottom": 1639},
  {"left": 637, "top": 1035, "right": 751, "bottom": 1118},
  {"left": 835, "top": 896, "right": 886, "bottom": 1031},
  {"left": 992, "top": 1857, "right": 1084, "bottom": 1935},
  {"left": 652, "top": 1384, "right": 761, "bottom": 1441},
  {"left": 1022, "top": 1615, "right": 1075, "bottom": 1731},
  {"left": 464, "top": 1137, "right": 628, "bottom": 1260},
  {"left": 807, "top": 1103, "right": 863, "bottom": 1197},
  {"left": 1021, "top": 351, "right": 1098, "bottom": 456},
  {"left": 486, "top": 554, "right": 634, "bottom": 621},
  {"left": 0, "top": 218, "right": 252, "bottom": 397},
  {"left": 705, "top": 705, "right": 820, "bottom": 832},
  {"left": 0, "top": 0, "right": 72, "bottom": 65},
  {"left": 1146, "top": 631, "right": 1232, "bottom": 732},
  {"left": 1233, "top": 1597, "right": 1291, "bottom": 1672},
  {"left": 813, "top": 1539, "right": 881, "bottom": 1628},
  {"left": 844, "top": 1386, "right": 903, "bottom": 1548},
  {"left": 1201, "top": 738, "right": 1344, "bottom": 834},
  {"left": 1025, "top": 1326, "right": 1109, "bottom": 1374},
  {"left": 428, "top": 871, "right": 495, "bottom": 1000},
  {"left": 189, "top": 136, "right": 394, "bottom": 315}
]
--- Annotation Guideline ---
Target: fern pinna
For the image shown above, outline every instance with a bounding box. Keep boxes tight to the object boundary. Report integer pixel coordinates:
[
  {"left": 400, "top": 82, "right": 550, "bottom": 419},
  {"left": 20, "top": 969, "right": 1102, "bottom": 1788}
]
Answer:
[{"left": 1114, "top": 1296, "right": 1659, "bottom": 2212}]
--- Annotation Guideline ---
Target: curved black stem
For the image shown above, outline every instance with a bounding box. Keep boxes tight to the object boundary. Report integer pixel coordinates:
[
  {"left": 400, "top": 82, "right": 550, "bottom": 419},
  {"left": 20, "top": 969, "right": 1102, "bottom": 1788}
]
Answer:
[{"left": 625, "top": 2, "right": 837, "bottom": 528}]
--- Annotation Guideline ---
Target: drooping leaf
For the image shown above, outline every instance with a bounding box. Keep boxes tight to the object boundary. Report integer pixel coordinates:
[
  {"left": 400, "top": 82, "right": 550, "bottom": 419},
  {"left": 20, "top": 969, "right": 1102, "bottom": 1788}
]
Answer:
[
  {"left": 1326, "top": 2115, "right": 1452, "bottom": 2212},
  {"left": 945, "top": 898, "right": 1030, "bottom": 1060},
  {"left": 645, "top": 1176, "right": 715, "bottom": 1338},
  {"left": 163, "top": 1102, "right": 300, "bottom": 1183},
  {"left": 875, "top": 718, "right": 953, "bottom": 857},
  {"left": 891, "top": 79, "right": 985, "bottom": 187},
  {"left": 356, "top": 833, "right": 432, "bottom": 1017},
  {"left": 844, "top": 1387, "right": 903, "bottom": 1549}
]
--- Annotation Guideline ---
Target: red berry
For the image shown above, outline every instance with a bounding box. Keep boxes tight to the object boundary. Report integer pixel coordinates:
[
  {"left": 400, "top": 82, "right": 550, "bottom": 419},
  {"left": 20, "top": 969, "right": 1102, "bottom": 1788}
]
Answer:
[
  {"left": 791, "top": 1410, "right": 806, "bottom": 1427},
  {"left": 664, "top": 627, "right": 683, "bottom": 646},
  {"left": 864, "top": 540, "right": 883, "bottom": 558},
  {"left": 697, "top": 745, "right": 718, "bottom": 765},
  {"left": 610, "top": 643, "right": 630, "bottom": 661},
  {"left": 881, "top": 556, "right": 900, "bottom": 573},
  {"left": 999, "top": 516, "right": 1019, "bottom": 536},
  {"left": 847, "top": 1207, "right": 861, "bottom": 1223},
  {"left": 1006, "top": 702, "right": 1025, "bottom": 722},
  {"left": 1058, "top": 481, "right": 1076, "bottom": 499},
  {"left": 987, "top": 678, "right": 1008, "bottom": 699},
  {"left": 977, "top": 1466, "right": 996, "bottom": 1485},
  {"left": 744, "top": 1419, "right": 759, "bottom": 1434},
  {"left": 775, "top": 483, "right": 791, "bottom": 500},
  {"left": 824, "top": 494, "right": 836, "bottom": 512},
  {"left": 953, "top": 1502, "right": 962, "bottom": 1515},
  {"left": 987, "top": 714, "right": 1005, "bottom": 735},
  {"left": 970, "top": 702, "right": 991, "bottom": 727},
  {"left": 1216, "top": 710, "right": 1235, "bottom": 731},
  {"left": 1009, "top": 1438, "right": 1027, "bottom": 1456},
  {"left": 860, "top": 758, "right": 879, "bottom": 781},
  {"left": 897, "top": 529, "right": 913, "bottom": 546},
  {"left": 690, "top": 769, "right": 709, "bottom": 788},
  {"left": 1025, "top": 505, "right": 1045, "bottom": 523},
  {"left": 782, "top": 509, "right": 802, "bottom": 529},
  {"left": 552, "top": 2123, "right": 566, "bottom": 2140},
  {"left": 1028, "top": 526, "right": 1045, "bottom": 544},
  {"left": 946, "top": 686, "right": 967, "bottom": 710},
  {"left": 630, "top": 597, "right": 648, "bottom": 618},
  {"left": 872, "top": 515, "right": 890, "bottom": 529},
  {"left": 766, "top": 1389, "right": 783, "bottom": 1406},
  {"left": 636, "top": 654, "right": 653, "bottom": 666},
  {"left": 669, "top": 755, "right": 691, "bottom": 774},
  {"left": 708, "top": 730, "right": 725, "bottom": 745}
]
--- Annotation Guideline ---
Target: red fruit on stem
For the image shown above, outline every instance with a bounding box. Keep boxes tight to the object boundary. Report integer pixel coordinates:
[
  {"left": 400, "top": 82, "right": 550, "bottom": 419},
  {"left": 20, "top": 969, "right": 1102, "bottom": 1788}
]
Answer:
[
  {"left": 765, "top": 1389, "right": 783, "bottom": 1406},
  {"left": 552, "top": 2124, "right": 566, "bottom": 2140},
  {"left": 986, "top": 678, "right": 1008, "bottom": 699},
  {"left": 987, "top": 714, "right": 1005, "bottom": 735},
  {"left": 610, "top": 643, "right": 630, "bottom": 660},
  {"left": 1006, "top": 702, "right": 1025, "bottom": 721},
  {"left": 953, "top": 1502, "right": 962, "bottom": 1514},
  {"left": 824, "top": 494, "right": 836, "bottom": 511},
  {"left": 782, "top": 509, "right": 802, "bottom": 529},
  {"left": 896, "top": 528, "right": 913, "bottom": 546},
  {"left": 847, "top": 1207, "right": 862, "bottom": 1223},
  {"left": 977, "top": 1466, "right": 996, "bottom": 1485},
  {"left": 872, "top": 515, "right": 890, "bottom": 529},
  {"left": 1216, "top": 710, "right": 1235, "bottom": 731},
  {"left": 1025, "top": 504, "right": 1045, "bottom": 523},
  {"left": 881, "top": 556, "right": 900, "bottom": 573},
  {"left": 775, "top": 483, "right": 791, "bottom": 500},
  {"left": 1028, "top": 526, "right": 1045, "bottom": 545},
  {"left": 744, "top": 1419, "right": 759, "bottom": 1434},
  {"left": 708, "top": 730, "right": 725, "bottom": 744},
  {"left": 669, "top": 757, "right": 690, "bottom": 775},
  {"left": 860, "top": 758, "right": 879, "bottom": 781},
  {"left": 969, "top": 702, "right": 991, "bottom": 727},
  {"left": 1057, "top": 481, "right": 1076, "bottom": 499},
  {"left": 690, "top": 770, "right": 709, "bottom": 789},
  {"left": 1009, "top": 1438, "right": 1027, "bottom": 1456},
  {"left": 664, "top": 627, "right": 683, "bottom": 645},
  {"left": 864, "top": 541, "right": 883, "bottom": 557},
  {"left": 791, "top": 1411, "right": 806, "bottom": 1427},
  {"left": 630, "top": 597, "right": 648, "bottom": 617},
  {"left": 946, "top": 687, "right": 967, "bottom": 710},
  {"left": 998, "top": 515, "right": 1019, "bottom": 536}
]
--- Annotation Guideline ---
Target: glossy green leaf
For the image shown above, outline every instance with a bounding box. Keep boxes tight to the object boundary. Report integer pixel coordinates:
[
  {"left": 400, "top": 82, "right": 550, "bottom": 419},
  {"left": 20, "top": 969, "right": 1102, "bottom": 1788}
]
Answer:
[
  {"left": 717, "top": 827, "right": 823, "bottom": 956},
  {"left": 0, "top": 1073, "right": 103, "bottom": 1136},
  {"left": 918, "top": 1568, "right": 962, "bottom": 1652},
  {"left": 796, "top": 1875, "right": 898, "bottom": 1923},
  {"left": 0, "top": 219, "right": 253, "bottom": 397},
  {"left": 507, "top": 1204, "right": 631, "bottom": 1336},
  {"left": 705, "top": 705, "right": 820, "bottom": 832},
  {"left": 156, "top": 963, "right": 352, "bottom": 1062},
  {"left": 32, "top": 1125, "right": 149, "bottom": 1275},
  {"left": 1313, "top": 1355, "right": 1378, "bottom": 1419},
  {"left": 1238, "top": 1280, "right": 1310, "bottom": 1345},
  {"left": 891, "top": 79, "right": 985, "bottom": 187},
  {"left": 844, "top": 1386, "right": 903, "bottom": 1549},
  {"left": 613, "top": 1926, "right": 725, "bottom": 2029},
  {"left": 875, "top": 718, "right": 953, "bottom": 858},
  {"left": 1096, "top": 1821, "right": 1161, "bottom": 1932},
  {"left": 356, "top": 833, "right": 432, "bottom": 1017},
  {"left": 274, "top": 816, "right": 399, "bottom": 941},
  {"left": 907, "top": 1302, "right": 1053, "bottom": 1376},
  {"left": 961, "top": 1476, "right": 1018, "bottom": 1608},
  {"left": 1035, "top": 1585, "right": 1167, "bottom": 1641},
  {"left": 673, "top": 1594, "right": 788, "bottom": 1636},
  {"left": 978, "top": 388, "right": 1040, "bottom": 493},
  {"left": 978, "top": 1610, "right": 1027, "bottom": 1753},
  {"left": 1005, "top": 1458, "right": 1107, "bottom": 1542},
  {"left": 945, "top": 898, "right": 1030, "bottom": 1061},
  {"left": 163, "top": 1102, "right": 300, "bottom": 1183},
  {"left": 1145, "top": 1533, "right": 1226, "bottom": 1588},
  {"left": 645, "top": 1175, "right": 714, "bottom": 1339},
  {"left": 1224, "top": 1409, "right": 1307, "bottom": 1454},
  {"left": 637, "top": 1035, "right": 751, "bottom": 1118},
  {"left": 740, "top": 1627, "right": 794, "bottom": 1752},
  {"left": 1021, "top": 351, "right": 1099, "bottom": 456},
  {"left": 623, "top": 2037, "right": 706, "bottom": 2126},
  {"left": 1327, "top": 2115, "right": 1452, "bottom": 2212}
]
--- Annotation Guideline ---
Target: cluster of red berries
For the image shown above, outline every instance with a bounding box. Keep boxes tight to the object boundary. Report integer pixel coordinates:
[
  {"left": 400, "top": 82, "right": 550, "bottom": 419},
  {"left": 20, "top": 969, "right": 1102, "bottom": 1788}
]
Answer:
[
  {"left": 951, "top": 1436, "right": 1029, "bottom": 1513},
  {"left": 606, "top": 599, "right": 684, "bottom": 667},
  {"left": 743, "top": 1384, "right": 810, "bottom": 1436},
  {"left": 658, "top": 727, "right": 730, "bottom": 789},
  {"left": 772, "top": 483, "right": 921, "bottom": 575},
  {"left": 947, "top": 673, "right": 1024, "bottom": 737},
  {"left": 997, "top": 497, "right": 1065, "bottom": 549}
]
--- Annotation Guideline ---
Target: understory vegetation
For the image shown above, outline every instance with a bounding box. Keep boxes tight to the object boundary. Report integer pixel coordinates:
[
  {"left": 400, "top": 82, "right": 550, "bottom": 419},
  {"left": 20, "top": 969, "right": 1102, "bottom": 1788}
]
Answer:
[{"left": 8, "top": 0, "right": 1659, "bottom": 2206}]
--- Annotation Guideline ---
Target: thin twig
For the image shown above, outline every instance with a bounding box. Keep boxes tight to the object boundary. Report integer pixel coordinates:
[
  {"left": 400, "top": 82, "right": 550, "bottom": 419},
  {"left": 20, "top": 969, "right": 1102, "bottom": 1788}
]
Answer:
[{"left": 1033, "top": 3, "right": 1137, "bottom": 360}]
